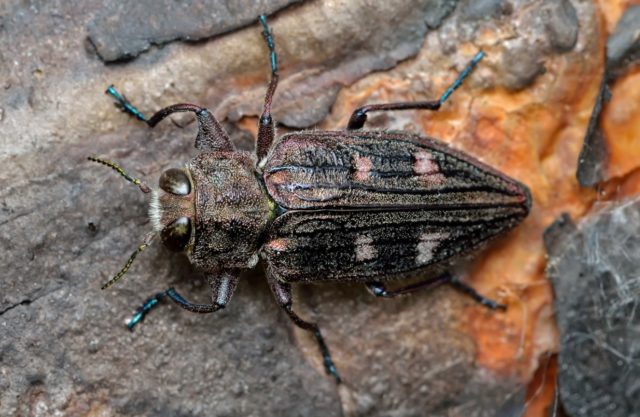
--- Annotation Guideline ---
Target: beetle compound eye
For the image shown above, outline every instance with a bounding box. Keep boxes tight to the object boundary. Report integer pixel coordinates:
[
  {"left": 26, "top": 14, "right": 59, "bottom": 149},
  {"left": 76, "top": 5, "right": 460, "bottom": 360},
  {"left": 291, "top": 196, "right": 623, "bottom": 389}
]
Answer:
[
  {"left": 159, "top": 168, "right": 191, "bottom": 195},
  {"left": 161, "top": 217, "right": 192, "bottom": 252}
]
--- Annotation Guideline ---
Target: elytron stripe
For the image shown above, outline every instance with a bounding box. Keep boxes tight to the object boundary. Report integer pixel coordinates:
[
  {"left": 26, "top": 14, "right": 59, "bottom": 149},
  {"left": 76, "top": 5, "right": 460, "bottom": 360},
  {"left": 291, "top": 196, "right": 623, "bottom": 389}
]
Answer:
[
  {"left": 280, "top": 181, "right": 520, "bottom": 197},
  {"left": 275, "top": 213, "right": 524, "bottom": 238}
]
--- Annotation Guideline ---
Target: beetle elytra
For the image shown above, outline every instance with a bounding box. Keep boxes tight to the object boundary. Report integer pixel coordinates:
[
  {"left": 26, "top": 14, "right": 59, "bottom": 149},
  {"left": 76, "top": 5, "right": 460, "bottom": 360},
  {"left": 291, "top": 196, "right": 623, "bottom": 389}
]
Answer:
[{"left": 90, "top": 15, "right": 531, "bottom": 383}]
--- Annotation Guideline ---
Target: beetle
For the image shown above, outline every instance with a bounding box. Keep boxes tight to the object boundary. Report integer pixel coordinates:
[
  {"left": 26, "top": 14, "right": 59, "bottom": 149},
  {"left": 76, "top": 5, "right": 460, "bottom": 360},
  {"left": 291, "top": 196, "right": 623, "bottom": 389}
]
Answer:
[{"left": 90, "top": 15, "right": 531, "bottom": 383}]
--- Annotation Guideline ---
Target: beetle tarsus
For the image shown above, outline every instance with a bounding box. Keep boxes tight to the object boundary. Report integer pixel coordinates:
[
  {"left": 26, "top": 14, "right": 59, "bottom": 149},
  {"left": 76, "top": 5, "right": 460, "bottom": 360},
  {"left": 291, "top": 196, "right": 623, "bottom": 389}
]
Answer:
[
  {"left": 439, "top": 50, "right": 485, "bottom": 104},
  {"left": 312, "top": 329, "right": 342, "bottom": 383},
  {"left": 127, "top": 291, "right": 168, "bottom": 330},
  {"left": 258, "top": 15, "right": 278, "bottom": 75},
  {"left": 284, "top": 308, "right": 342, "bottom": 384},
  {"left": 106, "top": 85, "right": 148, "bottom": 122}
]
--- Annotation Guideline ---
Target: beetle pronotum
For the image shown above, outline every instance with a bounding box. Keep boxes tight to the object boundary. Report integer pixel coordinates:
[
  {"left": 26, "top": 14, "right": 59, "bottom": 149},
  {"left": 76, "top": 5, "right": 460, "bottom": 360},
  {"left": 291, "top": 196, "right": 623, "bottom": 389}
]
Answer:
[{"left": 90, "top": 15, "right": 531, "bottom": 383}]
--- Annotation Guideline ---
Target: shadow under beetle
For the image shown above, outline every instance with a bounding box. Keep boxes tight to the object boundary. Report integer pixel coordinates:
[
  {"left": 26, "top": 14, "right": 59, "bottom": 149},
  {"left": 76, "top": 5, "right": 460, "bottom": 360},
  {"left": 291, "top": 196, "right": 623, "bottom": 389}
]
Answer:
[{"left": 90, "top": 15, "right": 531, "bottom": 383}]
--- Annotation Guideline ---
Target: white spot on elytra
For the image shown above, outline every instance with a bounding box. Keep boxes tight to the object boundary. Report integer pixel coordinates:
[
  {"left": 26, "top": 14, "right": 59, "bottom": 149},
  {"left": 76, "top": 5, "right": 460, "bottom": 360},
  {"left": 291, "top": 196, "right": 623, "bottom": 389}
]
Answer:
[
  {"left": 355, "top": 235, "right": 376, "bottom": 262},
  {"left": 266, "top": 238, "right": 290, "bottom": 252},
  {"left": 416, "top": 232, "right": 448, "bottom": 265},
  {"left": 413, "top": 151, "right": 439, "bottom": 174},
  {"left": 352, "top": 155, "right": 373, "bottom": 181},
  {"left": 413, "top": 151, "right": 446, "bottom": 185}
]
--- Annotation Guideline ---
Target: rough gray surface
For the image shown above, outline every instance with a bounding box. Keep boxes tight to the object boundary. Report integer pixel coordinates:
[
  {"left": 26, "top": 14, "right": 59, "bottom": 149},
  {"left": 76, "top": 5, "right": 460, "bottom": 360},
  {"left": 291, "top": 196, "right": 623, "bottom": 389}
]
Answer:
[
  {"left": 0, "top": 0, "right": 595, "bottom": 416},
  {"left": 222, "top": 0, "right": 461, "bottom": 128},
  {"left": 87, "top": 0, "right": 303, "bottom": 62},
  {"left": 454, "top": 0, "right": 582, "bottom": 91},
  {"left": 460, "top": 0, "right": 507, "bottom": 21},
  {"left": 544, "top": 0, "right": 579, "bottom": 52},
  {"left": 576, "top": 76, "right": 610, "bottom": 187},
  {"left": 606, "top": 5, "right": 640, "bottom": 72},
  {"left": 545, "top": 201, "right": 640, "bottom": 417},
  {"left": 577, "top": 5, "right": 640, "bottom": 186}
]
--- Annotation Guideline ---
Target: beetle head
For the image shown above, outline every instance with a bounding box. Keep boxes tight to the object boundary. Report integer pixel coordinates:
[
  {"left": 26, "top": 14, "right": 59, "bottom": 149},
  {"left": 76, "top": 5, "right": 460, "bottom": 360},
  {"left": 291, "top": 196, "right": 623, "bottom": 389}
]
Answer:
[
  {"left": 89, "top": 152, "right": 272, "bottom": 290},
  {"left": 88, "top": 156, "right": 198, "bottom": 290},
  {"left": 149, "top": 167, "right": 196, "bottom": 253}
]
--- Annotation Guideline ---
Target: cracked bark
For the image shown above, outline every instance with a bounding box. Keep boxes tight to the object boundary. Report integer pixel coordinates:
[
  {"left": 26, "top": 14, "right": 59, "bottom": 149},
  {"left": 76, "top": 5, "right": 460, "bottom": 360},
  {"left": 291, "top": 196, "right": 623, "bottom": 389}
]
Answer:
[
  {"left": 0, "top": 299, "right": 32, "bottom": 316},
  {"left": 1, "top": 1, "right": 628, "bottom": 417}
]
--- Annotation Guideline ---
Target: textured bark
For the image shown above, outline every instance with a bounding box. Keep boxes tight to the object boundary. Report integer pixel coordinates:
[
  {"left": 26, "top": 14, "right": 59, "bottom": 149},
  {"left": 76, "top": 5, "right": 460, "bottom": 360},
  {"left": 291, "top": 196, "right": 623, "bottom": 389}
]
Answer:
[
  {"left": 1, "top": 0, "right": 634, "bottom": 416},
  {"left": 87, "top": 0, "right": 304, "bottom": 62},
  {"left": 545, "top": 200, "right": 640, "bottom": 417},
  {"left": 577, "top": 5, "right": 640, "bottom": 187}
]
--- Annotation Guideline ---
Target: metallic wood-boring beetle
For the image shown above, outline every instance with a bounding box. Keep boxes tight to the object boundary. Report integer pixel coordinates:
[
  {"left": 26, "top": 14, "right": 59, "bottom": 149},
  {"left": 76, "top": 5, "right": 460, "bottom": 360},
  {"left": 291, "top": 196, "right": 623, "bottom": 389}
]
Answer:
[{"left": 90, "top": 15, "right": 531, "bottom": 383}]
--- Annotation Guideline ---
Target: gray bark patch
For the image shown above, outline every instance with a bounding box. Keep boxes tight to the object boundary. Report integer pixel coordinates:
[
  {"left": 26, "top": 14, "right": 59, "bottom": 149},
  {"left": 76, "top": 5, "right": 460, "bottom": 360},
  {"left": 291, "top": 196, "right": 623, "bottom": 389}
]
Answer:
[
  {"left": 545, "top": 199, "right": 640, "bottom": 417},
  {"left": 87, "top": 0, "right": 303, "bottom": 62}
]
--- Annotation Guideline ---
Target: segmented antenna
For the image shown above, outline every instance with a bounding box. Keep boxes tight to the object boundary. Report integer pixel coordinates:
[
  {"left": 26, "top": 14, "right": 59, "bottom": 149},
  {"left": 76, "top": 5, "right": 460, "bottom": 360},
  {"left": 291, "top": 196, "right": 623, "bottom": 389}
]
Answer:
[
  {"left": 101, "top": 232, "right": 156, "bottom": 290},
  {"left": 88, "top": 156, "right": 151, "bottom": 193},
  {"left": 88, "top": 155, "right": 157, "bottom": 290},
  {"left": 101, "top": 243, "right": 148, "bottom": 290}
]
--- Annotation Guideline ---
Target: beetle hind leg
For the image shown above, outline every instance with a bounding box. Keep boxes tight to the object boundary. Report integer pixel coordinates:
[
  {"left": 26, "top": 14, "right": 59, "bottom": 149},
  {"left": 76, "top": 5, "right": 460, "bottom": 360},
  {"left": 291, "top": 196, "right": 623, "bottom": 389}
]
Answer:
[
  {"left": 267, "top": 273, "right": 342, "bottom": 383},
  {"left": 366, "top": 272, "right": 506, "bottom": 311},
  {"left": 448, "top": 275, "right": 506, "bottom": 310},
  {"left": 366, "top": 273, "right": 451, "bottom": 297}
]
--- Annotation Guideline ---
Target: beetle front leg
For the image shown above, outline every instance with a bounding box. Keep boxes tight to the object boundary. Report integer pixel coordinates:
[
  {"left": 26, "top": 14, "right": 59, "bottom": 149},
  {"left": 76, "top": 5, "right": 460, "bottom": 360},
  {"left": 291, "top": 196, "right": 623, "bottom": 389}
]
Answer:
[
  {"left": 347, "top": 51, "right": 485, "bottom": 130},
  {"left": 255, "top": 14, "right": 279, "bottom": 161},
  {"left": 266, "top": 273, "right": 342, "bottom": 384},
  {"left": 127, "top": 270, "right": 239, "bottom": 329},
  {"left": 366, "top": 272, "right": 506, "bottom": 310},
  {"left": 105, "top": 86, "right": 233, "bottom": 152}
]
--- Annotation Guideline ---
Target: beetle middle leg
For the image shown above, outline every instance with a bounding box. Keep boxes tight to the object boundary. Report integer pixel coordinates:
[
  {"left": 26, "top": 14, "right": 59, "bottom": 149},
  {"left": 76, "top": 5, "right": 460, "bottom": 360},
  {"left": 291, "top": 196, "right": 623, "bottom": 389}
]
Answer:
[
  {"left": 347, "top": 51, "right": 485, "bottom": 130},
  {"left": 266, "top": 272, "right": 342, "bottom": 383},
  {"left": 127, "top": 270, "right": 239, "bottom": 329},
  {"left": 366, "top": 271, "right": 506, "bottom": 310}
]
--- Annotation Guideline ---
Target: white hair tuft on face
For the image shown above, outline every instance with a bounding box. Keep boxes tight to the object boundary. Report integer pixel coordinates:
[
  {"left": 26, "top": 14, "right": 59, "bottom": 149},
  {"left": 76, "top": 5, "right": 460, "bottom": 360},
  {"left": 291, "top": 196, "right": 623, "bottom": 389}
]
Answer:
[{"left": 148, "top": 189, "right": 163, "bottom": 232}]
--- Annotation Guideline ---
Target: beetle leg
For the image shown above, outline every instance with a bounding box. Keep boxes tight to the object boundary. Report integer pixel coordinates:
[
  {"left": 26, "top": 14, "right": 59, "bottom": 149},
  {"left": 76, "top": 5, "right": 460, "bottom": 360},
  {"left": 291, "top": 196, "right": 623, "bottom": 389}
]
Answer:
[
  {"left": 256, "top": 15, "right": 279, "bottom": 162},
  {"left": 127, "top": 270, "right": 239, "bottom": 330},
  {"left": 366, "top": 273, "right": 451, "bottom": 297},
  {"left": 267, "top": 273, "right": 342, "bottom": 384},
  {"left": 448, "top": 275, "right": 506, "bottom": 310},
  {"left": 366, "top": 272, "right": 506, "bottom": 310},
  {"left": 346, "top": 51, "right": 485, "bottom": 130},
  {"left": 105, "top": 85, "right": 233, "bottom": 152},
  {"left": 347, "top": 100, "right": 442, "bottom": 131}
]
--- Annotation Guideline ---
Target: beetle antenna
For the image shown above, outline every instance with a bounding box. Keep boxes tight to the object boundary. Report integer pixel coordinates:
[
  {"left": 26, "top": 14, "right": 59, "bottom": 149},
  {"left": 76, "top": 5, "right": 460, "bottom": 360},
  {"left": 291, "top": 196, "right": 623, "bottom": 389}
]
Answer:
[
  {"left": 101, "top": 232, "right": 156, "bottom": 290},
  {"left": 88, "top": 156, "right": 151, "bottom": 193}
]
